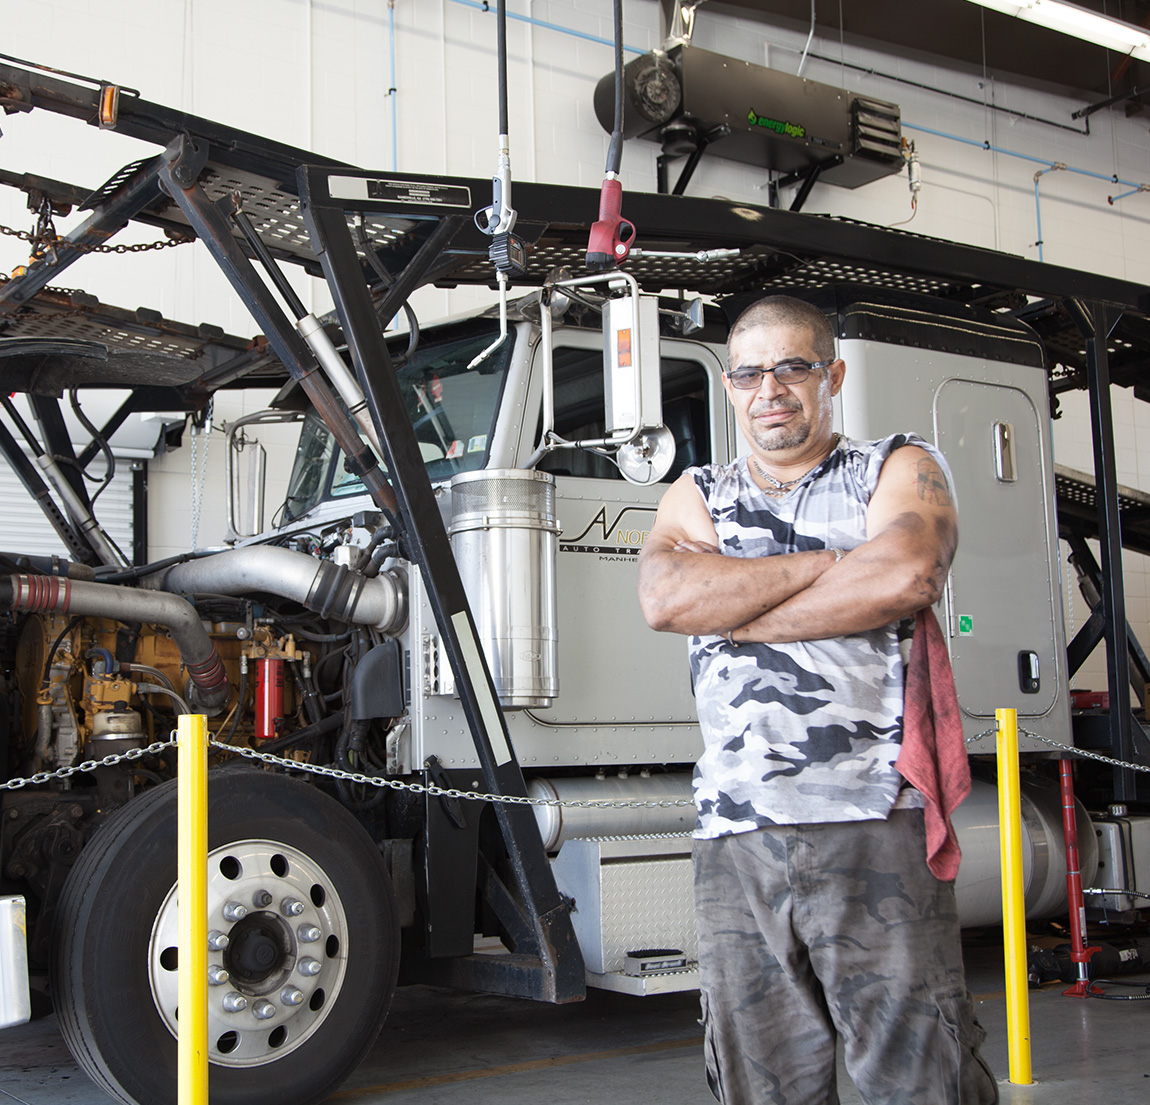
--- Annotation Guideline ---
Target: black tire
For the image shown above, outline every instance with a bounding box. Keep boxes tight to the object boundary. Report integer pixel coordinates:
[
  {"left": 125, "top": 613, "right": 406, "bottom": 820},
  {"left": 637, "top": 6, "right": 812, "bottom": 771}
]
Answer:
[{"left": 51, "top": 769, "right": 400, "bottom": 1105}]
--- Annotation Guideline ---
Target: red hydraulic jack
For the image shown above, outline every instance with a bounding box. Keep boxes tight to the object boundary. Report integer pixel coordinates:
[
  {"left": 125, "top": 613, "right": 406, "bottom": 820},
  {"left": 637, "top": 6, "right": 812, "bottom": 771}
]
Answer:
[{"left": 1059, "top": 757, "right": 1103, "bottom": 996}]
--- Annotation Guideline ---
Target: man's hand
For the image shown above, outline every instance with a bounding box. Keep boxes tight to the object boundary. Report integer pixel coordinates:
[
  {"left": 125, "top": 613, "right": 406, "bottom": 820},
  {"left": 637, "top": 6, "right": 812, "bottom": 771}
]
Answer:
[
  {"left": 733, "top": 446, "right": 958, "bottom": 644},
  {"left": 637, "top": 473, "right": 835, "bottom": 636},
  {"left": 673, "top": 539, "right": 721, "bottom": 555}
]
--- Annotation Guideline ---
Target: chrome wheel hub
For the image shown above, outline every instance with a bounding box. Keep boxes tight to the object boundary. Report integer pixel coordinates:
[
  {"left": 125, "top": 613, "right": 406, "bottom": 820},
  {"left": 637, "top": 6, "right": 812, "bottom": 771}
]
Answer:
[{"left": 149, "top": 839, "right": 348, "bottom": 1066}]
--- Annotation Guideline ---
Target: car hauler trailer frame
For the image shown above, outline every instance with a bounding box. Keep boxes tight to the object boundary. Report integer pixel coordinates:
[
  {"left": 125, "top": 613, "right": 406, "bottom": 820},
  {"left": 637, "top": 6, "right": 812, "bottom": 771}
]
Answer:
[{"left": 2, "top": 54, "right": 1150, "bottom": 1104}]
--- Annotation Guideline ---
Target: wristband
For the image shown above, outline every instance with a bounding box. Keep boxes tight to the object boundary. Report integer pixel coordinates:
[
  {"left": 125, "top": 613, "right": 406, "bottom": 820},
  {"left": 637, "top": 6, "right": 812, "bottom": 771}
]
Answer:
[
  {"left": 829, "top": 547, "right": 845, "bottom": 562},
  {"left": 725, "top": 629, "right": 738, "bottom": 647}
]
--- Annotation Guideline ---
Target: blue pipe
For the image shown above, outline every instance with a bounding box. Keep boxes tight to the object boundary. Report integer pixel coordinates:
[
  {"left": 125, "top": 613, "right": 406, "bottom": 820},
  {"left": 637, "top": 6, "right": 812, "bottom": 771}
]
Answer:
[
  {"left": 903, "top": 121, "right": 1146, "bottom": 263},
  {"left": 903, "top": 122, "right": 1130, "bottom": 187},
  {"left": 446, "top": 0, "right": 646, "bottom": 54},
  {"left": 389, "top": 1, "right": 398, "bottom": 171}
]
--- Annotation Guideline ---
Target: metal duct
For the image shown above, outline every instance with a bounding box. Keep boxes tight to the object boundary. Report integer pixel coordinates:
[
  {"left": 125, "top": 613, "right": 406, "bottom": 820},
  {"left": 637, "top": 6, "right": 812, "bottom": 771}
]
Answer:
[
  {"left": 0, "top": 574, "right": 230, "bottom": 708},
  {"left": 152, "top": 547, "right": 407, "bottom": 634}
]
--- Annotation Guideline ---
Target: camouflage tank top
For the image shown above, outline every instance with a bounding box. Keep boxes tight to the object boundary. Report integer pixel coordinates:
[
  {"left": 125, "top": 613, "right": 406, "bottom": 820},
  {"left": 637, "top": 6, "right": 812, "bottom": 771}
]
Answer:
[{"left": 687, "top": 433, "right": 952, "bottom": 838}]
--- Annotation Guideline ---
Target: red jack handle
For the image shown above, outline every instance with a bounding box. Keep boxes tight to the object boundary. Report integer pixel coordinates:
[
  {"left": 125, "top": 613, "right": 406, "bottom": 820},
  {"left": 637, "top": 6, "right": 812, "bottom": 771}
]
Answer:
[{"left": 1059, "top": 757, "right": 1102, "bottom": 997}]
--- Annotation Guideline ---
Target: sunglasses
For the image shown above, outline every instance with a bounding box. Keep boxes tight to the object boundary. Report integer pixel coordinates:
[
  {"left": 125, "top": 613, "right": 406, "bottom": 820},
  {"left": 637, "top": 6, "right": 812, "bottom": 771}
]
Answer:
[{"left": 724, "top": 358, "right": 834, "bottom": 390}]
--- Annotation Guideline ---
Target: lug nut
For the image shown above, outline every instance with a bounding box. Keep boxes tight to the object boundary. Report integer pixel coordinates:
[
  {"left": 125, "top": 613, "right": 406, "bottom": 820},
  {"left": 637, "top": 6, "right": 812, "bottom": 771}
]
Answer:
[
  {"left": 207, "top": 965, "right": 230, "bottom": 987},
  {"left": 222, "top": 900, "right": 248, "bottom": 922},
  {"left": 297, "top": 924, "right": 321, "bottom": 943},
  {"left": 281, "top": 898, "right": 305, "bottom": 917},
  {"left": 252, "top": 999, "right": 276, "bottom": 1020},
  {"left": 252, "top": 889, "right": 273, "bottom": 908},
  {"left": 222, "top": 992, "right": 248, "bottom": 1013},
  {"left": 297, "top": 957, "right": 321, "bottom": 977},
  {"left": 280, "top": 987, "right": 304, "bottom": 1006},
  {"left": 208, "top": 930, "right": 230, "bottom": 951}
]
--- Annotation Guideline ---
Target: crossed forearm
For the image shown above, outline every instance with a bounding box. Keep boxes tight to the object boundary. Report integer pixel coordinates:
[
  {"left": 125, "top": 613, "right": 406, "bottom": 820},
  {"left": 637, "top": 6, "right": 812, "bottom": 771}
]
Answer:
[
  {"left": 732, "top": 530, "right": 947, "bottom": 645},
  {"left": 637, "top": 544, "right": 836, "bottom": 636}
]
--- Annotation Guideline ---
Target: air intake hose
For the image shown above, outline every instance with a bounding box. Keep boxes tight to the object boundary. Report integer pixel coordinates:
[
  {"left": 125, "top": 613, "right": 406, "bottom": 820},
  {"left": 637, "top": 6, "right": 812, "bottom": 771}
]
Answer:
[
  {"left": 0, "top": 574, "right": 231, "bottom": 709},
  {"left": 152, "top": 546, "right": 407, "bottom": 634}
]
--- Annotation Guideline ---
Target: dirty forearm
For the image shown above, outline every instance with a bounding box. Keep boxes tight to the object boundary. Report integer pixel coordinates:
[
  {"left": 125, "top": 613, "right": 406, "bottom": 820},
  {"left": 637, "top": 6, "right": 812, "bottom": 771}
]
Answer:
[
  {"left": 637, "top": 545, "right": 836, "bottom": 636},
  {"left": 731, "top": 523, "right": 951, "bottom": 644}
]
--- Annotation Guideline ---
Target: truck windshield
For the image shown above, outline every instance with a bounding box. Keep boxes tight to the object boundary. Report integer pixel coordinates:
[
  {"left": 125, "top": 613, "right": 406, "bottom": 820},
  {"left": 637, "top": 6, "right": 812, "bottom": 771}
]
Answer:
[{"left": 282, "top": 326, "right": 513, "bottom": 521}]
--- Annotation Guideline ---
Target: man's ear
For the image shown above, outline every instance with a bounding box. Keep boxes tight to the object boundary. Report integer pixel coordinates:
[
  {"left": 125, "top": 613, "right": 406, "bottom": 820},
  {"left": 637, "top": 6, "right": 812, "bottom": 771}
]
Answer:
[{"left": 829, "top": 358, "right": 846, "bottom": 397}]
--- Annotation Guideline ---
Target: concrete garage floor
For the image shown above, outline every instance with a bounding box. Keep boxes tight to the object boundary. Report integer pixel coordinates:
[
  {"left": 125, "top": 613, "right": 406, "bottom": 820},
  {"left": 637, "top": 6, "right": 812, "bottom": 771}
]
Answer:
[{"left": 2, "top": 940, "right": 1149, "bottom": 1104}]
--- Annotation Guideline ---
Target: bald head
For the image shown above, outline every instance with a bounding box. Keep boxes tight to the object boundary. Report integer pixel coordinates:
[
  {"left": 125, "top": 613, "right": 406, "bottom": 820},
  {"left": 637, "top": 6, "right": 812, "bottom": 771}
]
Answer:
[{"left": 728, "top": 296, "right": 835, "bottom": 365}]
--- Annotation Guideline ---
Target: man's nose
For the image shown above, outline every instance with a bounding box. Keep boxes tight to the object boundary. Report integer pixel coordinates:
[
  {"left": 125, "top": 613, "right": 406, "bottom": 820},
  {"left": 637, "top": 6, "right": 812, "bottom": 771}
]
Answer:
[{"left": 754, "top": 369, "right": 788, "bottom": 400}]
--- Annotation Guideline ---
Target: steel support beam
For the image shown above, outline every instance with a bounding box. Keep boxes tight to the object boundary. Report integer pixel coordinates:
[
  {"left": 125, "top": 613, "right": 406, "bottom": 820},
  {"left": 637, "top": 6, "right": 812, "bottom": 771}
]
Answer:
[
  {"left": 154, "top": 136, "right": 398, "bottom": 518},
  {"left": 299, "top": 165, "right": 583, "bottom": 1003},
  {"left": 1069, "top": 299, "right": 1140, "bottom": 800},
  {"left": 0, "top": 417, "right": 92, "bottom": 563}
]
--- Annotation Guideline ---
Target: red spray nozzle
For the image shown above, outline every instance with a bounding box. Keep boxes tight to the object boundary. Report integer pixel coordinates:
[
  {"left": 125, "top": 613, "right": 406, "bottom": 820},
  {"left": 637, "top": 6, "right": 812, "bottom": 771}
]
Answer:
[{"left": 585, "top": 178, "right": 635, "bottom": 271}]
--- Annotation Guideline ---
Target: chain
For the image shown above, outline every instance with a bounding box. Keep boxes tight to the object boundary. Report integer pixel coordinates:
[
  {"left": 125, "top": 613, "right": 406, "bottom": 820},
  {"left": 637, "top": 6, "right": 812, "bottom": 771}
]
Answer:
[
  {"left": 0, "top": 740, "right": 176, "bottom": 791},
  {"left": 1, "top": 201, "right": 192, "bottom": 261},
  {"left": 967, "top": 727, "right": 997, "bottom": 744},
  {"left": 207, "top": 740, "right": 695, "bottom": 809},
  {"left": 966, "top": 723, "right": 1150, "bottom": 775},
  {"left": 3, "top": 727, "right": 1146, "bottom": 800},
  {"left": 189, "top": 398, "right": 213, "bottom": 549},
  {"left": 1017, "top": 727, "right": 1150, "bottom": 773}
]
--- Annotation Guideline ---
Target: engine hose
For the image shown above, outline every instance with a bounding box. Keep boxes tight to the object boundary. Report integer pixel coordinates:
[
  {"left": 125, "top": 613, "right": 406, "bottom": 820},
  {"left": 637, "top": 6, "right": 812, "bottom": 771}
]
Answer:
[
  {"left": 336, "top": 717, "right": 386, "bottom": 810},
  {"left": 1, "top": 574, "right": 231, "bottom": 709},
  {"left": 259, "top": 710, "right": 343, "bottom": 757},
  {"left": 153, "top": 547, "right": 407, "bottom": 634}
]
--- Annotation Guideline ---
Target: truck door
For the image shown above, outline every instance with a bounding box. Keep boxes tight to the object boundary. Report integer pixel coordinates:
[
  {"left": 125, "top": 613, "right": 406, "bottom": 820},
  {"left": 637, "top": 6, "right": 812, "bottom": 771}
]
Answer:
[
  {"left": 934, "top": 378, "right": 1061, "bottom": 717},
  {"left": 512, "top": 333, "right": 725, "bottom": 769}
]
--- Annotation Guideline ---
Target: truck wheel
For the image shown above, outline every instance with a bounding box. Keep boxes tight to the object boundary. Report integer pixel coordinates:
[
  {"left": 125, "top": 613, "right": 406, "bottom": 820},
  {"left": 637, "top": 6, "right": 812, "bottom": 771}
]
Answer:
[{"left": 52, "top": 769, "right": 400, "bottom": 1105}]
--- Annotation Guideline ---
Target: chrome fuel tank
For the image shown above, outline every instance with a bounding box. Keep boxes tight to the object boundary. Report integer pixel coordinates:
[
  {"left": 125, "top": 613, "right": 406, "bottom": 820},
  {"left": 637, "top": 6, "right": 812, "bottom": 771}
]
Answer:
[{"left": 449, "top": 468, "right": 559, "bottom": 708}]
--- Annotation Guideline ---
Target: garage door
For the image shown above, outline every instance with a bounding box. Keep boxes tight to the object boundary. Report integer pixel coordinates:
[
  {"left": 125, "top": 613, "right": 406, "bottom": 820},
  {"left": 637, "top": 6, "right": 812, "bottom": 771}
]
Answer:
[{"left": 0, "top": 454, "right": 136, "bottom": 563}]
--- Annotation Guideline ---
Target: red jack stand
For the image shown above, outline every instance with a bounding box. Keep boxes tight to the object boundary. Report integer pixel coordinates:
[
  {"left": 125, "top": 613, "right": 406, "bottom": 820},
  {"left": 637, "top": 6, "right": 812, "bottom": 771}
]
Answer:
[{"left": 1059, "top": 757, "right": 1103, "bottom": 997}]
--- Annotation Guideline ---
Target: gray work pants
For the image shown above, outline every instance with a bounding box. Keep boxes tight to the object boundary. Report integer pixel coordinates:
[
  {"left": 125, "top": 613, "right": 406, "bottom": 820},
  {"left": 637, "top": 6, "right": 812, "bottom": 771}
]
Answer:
[{"left": 693, "top": 810, "right": 999, "bottom": 1105}]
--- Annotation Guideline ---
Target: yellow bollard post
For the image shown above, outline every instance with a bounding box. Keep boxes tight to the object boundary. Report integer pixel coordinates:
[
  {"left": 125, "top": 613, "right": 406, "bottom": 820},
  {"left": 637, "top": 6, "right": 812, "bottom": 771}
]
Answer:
[
  {"left": 177, "top": 714, "right": 209, "bottom": 1105},
  {"left": 996, "top": 707, "right": 1032, "bottom": 1085}
]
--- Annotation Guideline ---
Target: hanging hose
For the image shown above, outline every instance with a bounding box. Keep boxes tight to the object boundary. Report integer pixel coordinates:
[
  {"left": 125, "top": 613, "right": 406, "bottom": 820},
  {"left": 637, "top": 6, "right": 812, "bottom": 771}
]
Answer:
[
  {"left": 586, "top": 0, "right": 635, "bottom": 271},
  {"left": 68, "top": 389, "right": 116, "bottom": 505},
  {"left": 470, "top": 0, "right": 523, "bottom": 369}
]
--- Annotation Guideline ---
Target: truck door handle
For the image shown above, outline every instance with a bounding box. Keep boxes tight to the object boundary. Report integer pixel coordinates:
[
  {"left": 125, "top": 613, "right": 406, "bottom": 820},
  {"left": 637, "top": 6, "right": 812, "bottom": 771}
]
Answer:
[{"left": 1018, "top": 650, "right": 1040, "bottom": 694}]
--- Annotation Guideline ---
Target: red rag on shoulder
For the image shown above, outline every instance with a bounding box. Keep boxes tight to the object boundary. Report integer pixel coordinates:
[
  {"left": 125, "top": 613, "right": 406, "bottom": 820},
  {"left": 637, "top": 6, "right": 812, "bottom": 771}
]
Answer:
[{"left": 895, "top": 607, "right": 970, "bottom": 882}]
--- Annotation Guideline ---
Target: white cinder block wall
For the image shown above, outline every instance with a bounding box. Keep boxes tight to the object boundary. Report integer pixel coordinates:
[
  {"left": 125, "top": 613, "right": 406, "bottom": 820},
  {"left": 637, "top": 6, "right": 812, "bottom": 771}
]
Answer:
[{"left": 3, "top": 0, "right": 1148, "bottom": 695}]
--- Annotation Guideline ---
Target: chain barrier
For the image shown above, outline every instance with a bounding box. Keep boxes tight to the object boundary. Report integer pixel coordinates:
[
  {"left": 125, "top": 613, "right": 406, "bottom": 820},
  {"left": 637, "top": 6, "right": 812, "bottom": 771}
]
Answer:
[
  {"left": 206, "top": 739, "right": 695, "bottom": 809},
  {"left": 0, "top": 740, "right": 176, "bottom": 791},
  {"left": 1017, "top": 727, "right": 1150, "bottom": 773},
  {"left": 3, "top": 724, "right": 1148, "bottom": 798}
]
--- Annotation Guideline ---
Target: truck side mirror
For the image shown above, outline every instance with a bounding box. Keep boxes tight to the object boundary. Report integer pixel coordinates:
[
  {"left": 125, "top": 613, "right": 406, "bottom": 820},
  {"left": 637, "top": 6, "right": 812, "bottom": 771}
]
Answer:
[{"left": 224, "top": 410, "right": 306, "bottom": 542}]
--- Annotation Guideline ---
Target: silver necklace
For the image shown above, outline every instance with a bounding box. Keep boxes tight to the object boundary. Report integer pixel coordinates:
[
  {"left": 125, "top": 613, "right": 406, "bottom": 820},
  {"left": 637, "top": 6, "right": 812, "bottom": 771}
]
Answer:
[
  {"left": 751, "top": 456, "right": 804, "bottom": 495},
  {"left": 751, "top": 435, "right": 839, "bottom": 496}
]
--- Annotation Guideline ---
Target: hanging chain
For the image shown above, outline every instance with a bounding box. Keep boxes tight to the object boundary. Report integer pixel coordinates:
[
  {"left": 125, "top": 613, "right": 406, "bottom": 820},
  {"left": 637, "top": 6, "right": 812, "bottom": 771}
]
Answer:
[
  {"left": 207, "top": 740, "right": 695, "bottom": 808},
  {"left": 0, "top": 741, "right": 176, "bottom": 791},
  {"left": 4, "top": 725, "right": 1147, "bottom": 797},
  {"left": 1, "top": 196, "right": 192, "bottom": 265},
  {"left": 189, "top": 398, "right": 213, "bottom": 549}
]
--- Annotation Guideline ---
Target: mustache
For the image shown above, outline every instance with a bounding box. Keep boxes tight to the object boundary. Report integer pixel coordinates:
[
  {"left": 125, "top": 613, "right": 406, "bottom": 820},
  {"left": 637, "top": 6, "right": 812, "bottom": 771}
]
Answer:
[{"left": 750, "top": 398, "right": 802, "bottom": 416}]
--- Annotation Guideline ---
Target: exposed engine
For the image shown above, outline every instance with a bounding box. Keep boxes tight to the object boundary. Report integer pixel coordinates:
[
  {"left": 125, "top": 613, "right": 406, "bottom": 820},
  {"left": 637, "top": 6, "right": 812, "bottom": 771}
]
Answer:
[{"left": 0, "top": 531, "right": 408, "bottom": 965}]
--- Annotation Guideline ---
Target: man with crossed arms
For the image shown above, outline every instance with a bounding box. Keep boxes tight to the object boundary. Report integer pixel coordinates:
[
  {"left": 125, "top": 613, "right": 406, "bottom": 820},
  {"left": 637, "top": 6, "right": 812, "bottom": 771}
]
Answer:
[{"left": 638, "top": 295, "right": 997, "bottom": 1104}]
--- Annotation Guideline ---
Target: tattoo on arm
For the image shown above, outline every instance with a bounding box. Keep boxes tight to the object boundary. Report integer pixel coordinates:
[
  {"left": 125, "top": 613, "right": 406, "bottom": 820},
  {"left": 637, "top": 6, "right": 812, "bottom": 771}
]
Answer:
[{"left": 916, "top": 459, "right": 952, "bottom": 506}]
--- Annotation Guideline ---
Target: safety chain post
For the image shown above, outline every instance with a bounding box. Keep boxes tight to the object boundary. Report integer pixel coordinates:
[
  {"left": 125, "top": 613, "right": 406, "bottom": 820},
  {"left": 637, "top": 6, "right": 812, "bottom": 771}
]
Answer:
[
  {"left": 1059, "top": 757, "right": 1102, "bottom": 997},
  {"left": 177, "top": 715, "right": 208, "bottom": 1105},
  {"left": 996, "top": 707, "right": 1032, "bottom": 1086}
]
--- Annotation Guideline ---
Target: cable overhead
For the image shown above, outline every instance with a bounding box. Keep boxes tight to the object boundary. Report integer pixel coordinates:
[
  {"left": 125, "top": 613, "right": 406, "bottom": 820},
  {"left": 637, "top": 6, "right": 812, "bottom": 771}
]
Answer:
[{"left": 586, "top": 0, "right": 636, "bottom": 271}]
